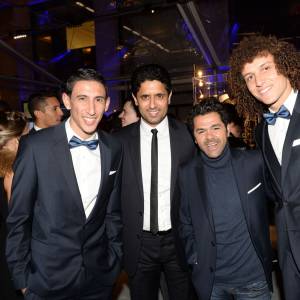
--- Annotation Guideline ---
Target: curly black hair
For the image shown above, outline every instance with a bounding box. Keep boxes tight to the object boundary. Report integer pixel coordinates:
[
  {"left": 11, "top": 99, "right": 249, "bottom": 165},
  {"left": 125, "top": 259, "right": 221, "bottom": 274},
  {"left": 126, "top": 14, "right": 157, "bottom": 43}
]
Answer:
[{"left": 228, "top": 35, "right": 300, "bottom": 121}]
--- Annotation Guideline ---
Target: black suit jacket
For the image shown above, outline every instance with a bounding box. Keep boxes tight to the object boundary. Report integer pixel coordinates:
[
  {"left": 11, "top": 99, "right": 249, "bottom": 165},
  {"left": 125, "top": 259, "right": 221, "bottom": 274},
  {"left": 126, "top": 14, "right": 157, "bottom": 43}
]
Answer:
[
  {"left": 114, "top": 117, "right": 196, "bottom": 276},
  {"left": 255, "top": 91, "right": 300, "bottom": 272},
  {"left": 178, "top": 149, "right": 273, "bottom": 300},
  {"left": 6, "top": 122, "right": 123, "bottom": 299}
]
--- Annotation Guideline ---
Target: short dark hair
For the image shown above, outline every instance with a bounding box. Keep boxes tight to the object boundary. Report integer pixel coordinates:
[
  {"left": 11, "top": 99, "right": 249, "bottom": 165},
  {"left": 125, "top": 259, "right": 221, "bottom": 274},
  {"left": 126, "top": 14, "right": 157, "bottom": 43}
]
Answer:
[
  {"left": 64, "top": 68, "right": 108, "bottom": 97},
  {"left": 188, "top": 97, "right": 229, "bottom": 130},
  {"left": 123, "top": 98, "right": 140, "bottom": 118},
  {"left": 28, "top": 91, "right": 59, "bottom": 121},
  {"left": 131, "top": 64, "right": 172, "bottom": 96}
]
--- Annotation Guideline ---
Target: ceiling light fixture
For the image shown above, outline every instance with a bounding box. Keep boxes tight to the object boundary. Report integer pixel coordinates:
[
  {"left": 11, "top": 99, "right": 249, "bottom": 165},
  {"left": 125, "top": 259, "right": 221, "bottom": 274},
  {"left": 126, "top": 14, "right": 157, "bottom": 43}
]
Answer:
[
  {"left": 123, "top": 25, "right": 170, "bottom": 53},
  {"left": 13, "top": 34, "right": 27, "bottom": 40}
]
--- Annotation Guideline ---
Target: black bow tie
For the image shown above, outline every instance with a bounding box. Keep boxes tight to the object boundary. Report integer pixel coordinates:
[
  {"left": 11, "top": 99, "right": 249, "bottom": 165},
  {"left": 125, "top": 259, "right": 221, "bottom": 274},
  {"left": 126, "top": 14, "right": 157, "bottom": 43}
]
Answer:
[
  {"left": 69, "top": 136, "right": 98, "bottom": 150},
  {"left": 263, "top": 105, "right": 290, "bottom": 125}
]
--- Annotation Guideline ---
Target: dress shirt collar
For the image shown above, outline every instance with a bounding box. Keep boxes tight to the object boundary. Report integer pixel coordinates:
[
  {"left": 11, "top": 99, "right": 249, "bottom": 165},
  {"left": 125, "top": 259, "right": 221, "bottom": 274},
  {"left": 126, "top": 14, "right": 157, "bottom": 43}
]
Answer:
[
  {"left": 268, "top": 89, "right": 298, "bottom": 115},
  {"left": 65, "top": 118, "right": 98, "bottom": 142},
  {"left": 140, "top": 116, "right": 169, "bottom": 136},
  {"left": 33, "top": 124, "right": 42, "bottom": 131}
]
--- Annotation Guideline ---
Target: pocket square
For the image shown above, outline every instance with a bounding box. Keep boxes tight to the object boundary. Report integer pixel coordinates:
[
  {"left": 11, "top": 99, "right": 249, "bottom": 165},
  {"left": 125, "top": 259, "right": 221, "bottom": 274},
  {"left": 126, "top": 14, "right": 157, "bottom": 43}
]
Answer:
[
  {"left": 109, "top": 170, "right": 116, "bottom": 175},
  {"left": 247, "top": 182, "right": 261, "bottom": 194},
  {"left": 292, "top": 139, "right": 300, "bottom": 147}
]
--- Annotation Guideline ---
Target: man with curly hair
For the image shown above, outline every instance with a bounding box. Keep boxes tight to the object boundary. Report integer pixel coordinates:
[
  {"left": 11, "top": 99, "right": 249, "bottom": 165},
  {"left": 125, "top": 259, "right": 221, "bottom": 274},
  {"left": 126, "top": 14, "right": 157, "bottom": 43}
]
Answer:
[{"left": 228, "top": 34, "right": 300, "bottom": 300}]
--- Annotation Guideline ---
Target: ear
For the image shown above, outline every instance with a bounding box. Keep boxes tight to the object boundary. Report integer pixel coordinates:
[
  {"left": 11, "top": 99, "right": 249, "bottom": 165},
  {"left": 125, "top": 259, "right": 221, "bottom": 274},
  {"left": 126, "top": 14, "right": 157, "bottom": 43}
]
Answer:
[
  {"left": 104, "top": 97, "right": 110, "bottom": 112},
  {"left": 62, "top": 93, "right": 71, "bottom": 110},
  {"left": 34, "top": 110, "right": 41, "bottom": 119},
  {"left": 226, "top": 124, "right": 230, "bottom": 137},
  {"left": 132, "top": 93, "right": 138, "bottom": 106},
  {"left": 168, "top": 91, "right": 172, "bottom": 104}
]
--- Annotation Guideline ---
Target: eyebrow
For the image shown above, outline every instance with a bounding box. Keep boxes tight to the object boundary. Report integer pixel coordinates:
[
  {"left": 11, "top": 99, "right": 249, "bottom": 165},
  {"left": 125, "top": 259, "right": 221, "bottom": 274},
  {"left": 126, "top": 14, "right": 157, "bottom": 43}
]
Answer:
[{"left": 242, "top": 61, "right": 273, "bottom": 77}]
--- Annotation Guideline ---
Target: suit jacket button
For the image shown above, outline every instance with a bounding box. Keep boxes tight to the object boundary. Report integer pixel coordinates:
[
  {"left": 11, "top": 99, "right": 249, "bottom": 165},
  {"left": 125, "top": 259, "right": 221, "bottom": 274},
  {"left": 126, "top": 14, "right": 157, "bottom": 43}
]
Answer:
[
  {"left": 138, "top": 211, "right": 143, "bottom": 216},
  {"left": 136, "top": 234, "right": 140, "bottom": 239},
  {"left": 211, "top": 241, "right": 215, "bottom": 247},
  {"left": 210, "top": 267, "right": 214, "bottom": 273}
]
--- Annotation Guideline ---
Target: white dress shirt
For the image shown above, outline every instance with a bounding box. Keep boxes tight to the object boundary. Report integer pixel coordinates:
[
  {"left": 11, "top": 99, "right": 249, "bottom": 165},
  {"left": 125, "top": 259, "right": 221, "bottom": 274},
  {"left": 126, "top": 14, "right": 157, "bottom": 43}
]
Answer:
[
  {"left": 140, "top": 117, "right": 172, "bottom": 231},
  {"left": 268, "top": 90, "right": 298, "bottom": 164},
  {"left": 65, "top": 119, "right": 101, "bottom": 218}
]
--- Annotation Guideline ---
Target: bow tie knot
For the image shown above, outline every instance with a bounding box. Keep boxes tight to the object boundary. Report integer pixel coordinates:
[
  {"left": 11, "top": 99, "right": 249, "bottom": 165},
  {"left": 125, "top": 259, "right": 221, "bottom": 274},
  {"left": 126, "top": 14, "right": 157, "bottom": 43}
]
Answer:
[
  {"left": 263, "top": 105, "right": 290, "bottom": 125},
  {"left": 69, "top": 136, "right": 99, "bottom": 150}
]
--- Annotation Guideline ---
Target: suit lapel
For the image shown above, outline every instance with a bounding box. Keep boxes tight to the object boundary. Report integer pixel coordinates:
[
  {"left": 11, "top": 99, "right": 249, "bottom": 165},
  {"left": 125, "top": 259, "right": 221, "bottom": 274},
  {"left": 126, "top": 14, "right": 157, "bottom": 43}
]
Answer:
[
  {"left": 169, "top": 118, "right": 179, "bottom": 202},
  {"left": 195, "top": 157, "right": 214, "bottom": 231},
  {"left": 86, "top": 131, "right": 110, "bottom": 222},
  {"left": 282, "top": 93, "right": 300, "bottom": 180},
  {"left": 51, "top": 123, "right": 85, "bottom": 219},
  {"left": 258, "top": 121, "right": 282, "bottom": 194},
  {"left": 130, "top": 122, "right": 144, "bottom": 202},
  {"left": 231, "top": 151, "right": 249, "bottom": 221}
]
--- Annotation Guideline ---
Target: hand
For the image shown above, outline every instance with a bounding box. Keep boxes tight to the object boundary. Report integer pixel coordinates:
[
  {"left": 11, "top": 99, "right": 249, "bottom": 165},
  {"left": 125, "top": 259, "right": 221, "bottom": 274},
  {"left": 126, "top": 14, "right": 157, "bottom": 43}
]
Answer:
[{"left": 21, "top": 288, "right": 27, "bottom": 295}]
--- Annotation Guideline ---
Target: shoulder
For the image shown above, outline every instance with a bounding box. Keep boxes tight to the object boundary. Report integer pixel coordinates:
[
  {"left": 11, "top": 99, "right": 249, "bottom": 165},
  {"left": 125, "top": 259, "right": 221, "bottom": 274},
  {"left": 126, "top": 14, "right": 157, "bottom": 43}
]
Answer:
[
  {"left": 100, "top": 130, "right": 122, "bottom": 148},
  {"left": 113, "top": 122, "right": 139, "bottom": 141},
  {"left": 231, "top": 148, "right": 263, "bottom": 166},
  {"left": 179, "top": 154, "right": 200, "bottom": 173}
]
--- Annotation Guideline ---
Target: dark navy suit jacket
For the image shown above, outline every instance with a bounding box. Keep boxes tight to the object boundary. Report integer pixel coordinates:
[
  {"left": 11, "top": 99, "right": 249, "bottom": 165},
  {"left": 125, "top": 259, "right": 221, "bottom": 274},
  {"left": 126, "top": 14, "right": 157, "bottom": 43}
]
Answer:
[
  {"left": 255, "top": 92, "right": 300, "bottom": 275},
  {"left": 6, "top": 122, "right": 123, "bottom": 299},
  {"left": 178, "top": 149, "right": 273, "bottom": 300}
]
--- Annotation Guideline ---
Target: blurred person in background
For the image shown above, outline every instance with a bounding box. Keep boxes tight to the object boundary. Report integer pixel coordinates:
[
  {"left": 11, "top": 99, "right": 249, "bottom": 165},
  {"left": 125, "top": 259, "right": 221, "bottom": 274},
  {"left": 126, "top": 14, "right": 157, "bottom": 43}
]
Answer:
[
  {"left": 27, "top": 91, "right": 63, "bottom": 133},
  {"left": 0, "top": 111, "right": 28, "bottom": 300},
  {"left": 118, "top": 98, "right": 140, "bottom": 127}
]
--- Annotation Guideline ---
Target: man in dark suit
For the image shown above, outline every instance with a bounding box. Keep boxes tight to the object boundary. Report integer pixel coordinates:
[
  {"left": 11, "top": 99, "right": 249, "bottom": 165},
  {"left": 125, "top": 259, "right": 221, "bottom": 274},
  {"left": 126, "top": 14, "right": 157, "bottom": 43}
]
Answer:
[
  {"left": 228, "top": 34, "right": 300, "bottom": 300},
  {"left": 114, "top": 64, "right": 196, "bottom": 300},
  {"left": 178, "top": 98, "right": 273, "bottom": 300},
  {"left": 28, "top": 91, "right": 63, "bottom": 134},
  {"left": 6, "top": 68, "right": 123, "bottom": 300}
]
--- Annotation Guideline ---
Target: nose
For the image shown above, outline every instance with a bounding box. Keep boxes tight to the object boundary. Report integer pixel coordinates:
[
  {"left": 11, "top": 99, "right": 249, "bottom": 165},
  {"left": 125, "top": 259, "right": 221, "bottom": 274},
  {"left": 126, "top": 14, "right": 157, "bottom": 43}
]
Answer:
[
  {"left": 57, "top": 107, "right": 64, "bottom": 117},
  {"left": 87, "top": 100, "right": 96, "bottom": 115},
  {"left": 118, "top": 111, "right": 124, "bottom": 119},
  {"left": 149, "top": 96, "right": 156, "bottom": 108},
  {"left": 205, "top": 129, "right": 214, "bottom": 139},
  {"left": 255, "top": 73, "right": 265, "bottom": 87}
]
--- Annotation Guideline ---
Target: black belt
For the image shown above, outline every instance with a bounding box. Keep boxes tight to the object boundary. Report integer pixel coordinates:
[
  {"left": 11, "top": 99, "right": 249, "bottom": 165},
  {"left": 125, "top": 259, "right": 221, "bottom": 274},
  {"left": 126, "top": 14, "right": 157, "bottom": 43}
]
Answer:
[{"left": 142, "top": 229, "right": 172, "bottom": 236}]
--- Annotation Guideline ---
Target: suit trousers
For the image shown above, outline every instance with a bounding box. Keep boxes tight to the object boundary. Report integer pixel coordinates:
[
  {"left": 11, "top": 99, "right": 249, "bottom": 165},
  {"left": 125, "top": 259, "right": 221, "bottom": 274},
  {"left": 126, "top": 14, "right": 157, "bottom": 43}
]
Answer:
[
  {"left": 23, "top": 287, "right": 113, "bottom": 300},
  {"left": 277, "top": 228, "right": 300, "bottom": 300},
  {"left": 129, "top": 230, "right": 195, "bottom": 300}
]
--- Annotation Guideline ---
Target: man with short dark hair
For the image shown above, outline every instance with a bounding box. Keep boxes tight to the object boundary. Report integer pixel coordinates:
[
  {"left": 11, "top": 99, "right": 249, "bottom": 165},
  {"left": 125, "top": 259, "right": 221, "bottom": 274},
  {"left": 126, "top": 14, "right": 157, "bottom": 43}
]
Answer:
[
  {"left": 28, "top": 91, "right": 63, "bottom": 132},
  {"left": 6, "top": 68, "right": 123, "bottom": 299},
  {"left": 178, "top": 98, "right": 273, "bottom": 300},
  {"left": 115, "top": 64, "right": 196, "bottom": 300}
]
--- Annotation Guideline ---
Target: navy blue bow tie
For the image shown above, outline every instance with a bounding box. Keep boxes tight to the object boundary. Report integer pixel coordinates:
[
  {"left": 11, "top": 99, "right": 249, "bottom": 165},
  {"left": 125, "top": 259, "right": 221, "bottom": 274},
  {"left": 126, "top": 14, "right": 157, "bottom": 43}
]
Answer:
[
  {"left": 69, "top": 136, "right": 99, "bottom": 150},
  {"left": 263, "top": 105, "right": 290, "bottom": 125}
]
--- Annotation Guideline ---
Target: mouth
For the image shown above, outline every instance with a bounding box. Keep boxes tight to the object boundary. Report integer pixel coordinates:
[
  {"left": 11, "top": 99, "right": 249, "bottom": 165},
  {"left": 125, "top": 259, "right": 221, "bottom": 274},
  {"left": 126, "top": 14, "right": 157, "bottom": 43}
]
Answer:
[
  {"left": 83, "top": 117, "right": 97, "bottom": 125},
  {"left": 148, "top": 110, "right": 159, "bottom": 117},
  {"left": 206, "top": 141, "right": 218, "bottom": 151},
  {"left": 258, "top": 86, "right": 271, "bottom": 95}
]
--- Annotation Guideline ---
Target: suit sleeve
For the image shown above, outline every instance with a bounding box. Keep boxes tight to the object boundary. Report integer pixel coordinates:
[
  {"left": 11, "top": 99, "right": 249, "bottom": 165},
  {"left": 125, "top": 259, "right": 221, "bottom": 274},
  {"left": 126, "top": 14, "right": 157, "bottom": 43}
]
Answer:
[
  {"left": 105, "top": 143, "right": 123, "bottom": 266},
  {"left": 178, "top": 167, "right": 198, "bottom": 266},
  {"left": 6, "top": 137, "right": 37, "bottom": 290}
]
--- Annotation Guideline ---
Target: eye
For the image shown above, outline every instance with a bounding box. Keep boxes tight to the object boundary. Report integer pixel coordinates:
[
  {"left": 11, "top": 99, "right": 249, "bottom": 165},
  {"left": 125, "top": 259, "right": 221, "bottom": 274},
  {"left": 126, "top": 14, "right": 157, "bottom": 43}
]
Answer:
[
  {"left": 96, "top": 97, "right": 105, "bottom": 102},
  {"left": 140, "top": 95, "right": 150, "bottom": 101},
  {"left": 156, "top": 94, "right": 164, "bottom": 99},
  {"left": 245, "top": 75, "right": 253, "bottom": 82}
]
